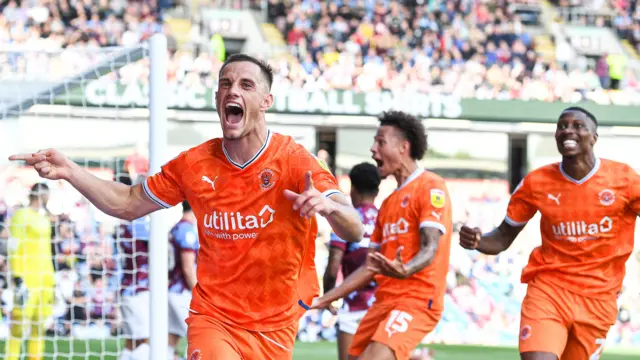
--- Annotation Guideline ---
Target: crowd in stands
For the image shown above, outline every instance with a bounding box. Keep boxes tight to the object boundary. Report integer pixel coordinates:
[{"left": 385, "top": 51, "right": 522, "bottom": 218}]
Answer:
[
  {"left": 553, "top": 0, "right": 640, "bottom": 56},
  {"left": 0, "top": 0, "right": 639, "bottom": 107},
  {"left": 265, "top": 0, "right": 640, "bottom": 105},
  {"left": 0, "top": 0, "right": 165, "bottom": 81},
  {"left": 612, "top": 0, "right": 640, "bottom": 54}
]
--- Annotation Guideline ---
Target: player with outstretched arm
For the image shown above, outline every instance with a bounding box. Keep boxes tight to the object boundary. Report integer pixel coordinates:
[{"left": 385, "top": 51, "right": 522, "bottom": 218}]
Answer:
[
  {"left": 9, "top": 53, "right": 364, "bottom": 360},
  {"left": 459, "top": 107, "right": 640, "bottom": 360},
  {"left": 312, "top": 111, "right": 453, "bottom": 360}
]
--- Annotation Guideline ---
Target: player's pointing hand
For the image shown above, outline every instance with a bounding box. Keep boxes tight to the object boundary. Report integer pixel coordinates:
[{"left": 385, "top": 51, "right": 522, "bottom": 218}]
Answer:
[
  {"left": 8, "top": 149, "right": 74, "bottom": 181},
  {"left": 284, "top": 171, "right": 335, "bottom": 218},
  {"left": 459, "top": 225, "right": 481, "bottom": 250}
]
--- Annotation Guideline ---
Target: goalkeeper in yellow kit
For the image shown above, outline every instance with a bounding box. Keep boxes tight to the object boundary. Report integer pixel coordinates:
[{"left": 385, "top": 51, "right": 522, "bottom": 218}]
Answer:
[{"left": 6, "top": 183, "right": 55, "bottom": 360}]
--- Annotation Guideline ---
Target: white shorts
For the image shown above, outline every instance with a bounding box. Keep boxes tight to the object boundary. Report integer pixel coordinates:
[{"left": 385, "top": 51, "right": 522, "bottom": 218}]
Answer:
[
  {"left": 121, "top": 291, "right": 150, "bottom": 340},
  {"left": 168, "top": 291, "right": 191, "bottom": 337},
  {"left": 337, "top": 308, "right": 368, "bottom": 335}
]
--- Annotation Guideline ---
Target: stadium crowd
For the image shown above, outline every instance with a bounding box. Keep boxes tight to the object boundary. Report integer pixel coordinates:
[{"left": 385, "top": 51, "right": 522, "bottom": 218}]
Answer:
[
  {"left": 1, "top": 0, "right": 640, "bottom": 106},
  {"left": 0, "top": 0, "right": 165, "bottom": 81},
  {"left": 1, "top": 167, "right": 639, "bottom": 348},
  {"left": 265, "top": 0, "right": 640, "bottom": 105},
  {"left": 553, "top": 0, "right": 640, "bottom": 55}
]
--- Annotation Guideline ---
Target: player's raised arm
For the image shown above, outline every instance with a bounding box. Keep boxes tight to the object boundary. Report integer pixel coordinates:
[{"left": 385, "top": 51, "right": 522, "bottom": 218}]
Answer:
[
  {"left": 460, "top": 175, "right": 536, "bottom": 255},
  {"left": 324, "top": 191, "right": 365, "bottom": 242},
  {"left": 9, "top": 149, "right": 163, "bottom": 221},
  {"left": 460, "top": 221, "right": 524, "bottom": 255},
  {"left": 284, "top": 170, "right": 364, "bottom": 243}
]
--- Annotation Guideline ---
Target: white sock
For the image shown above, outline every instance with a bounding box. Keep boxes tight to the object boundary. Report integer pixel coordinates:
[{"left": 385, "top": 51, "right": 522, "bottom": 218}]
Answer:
[
  {"left": 119, "top": 349, "right": 132, "bottom": 360},
  {"left": 130, "top": 343, "right": 150, "bottom": 360},
  {"left": 168, "top": 346, "right": 175, "bottom": 360}
]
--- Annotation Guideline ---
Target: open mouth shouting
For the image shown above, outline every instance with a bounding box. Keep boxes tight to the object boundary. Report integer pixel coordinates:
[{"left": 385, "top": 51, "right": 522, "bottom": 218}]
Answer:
[
  {"left": 224, "top": 102, "right": 244, "bottom": 128},
  {"left": 373, "top": 157, "right": 384, "bottom": 170}
]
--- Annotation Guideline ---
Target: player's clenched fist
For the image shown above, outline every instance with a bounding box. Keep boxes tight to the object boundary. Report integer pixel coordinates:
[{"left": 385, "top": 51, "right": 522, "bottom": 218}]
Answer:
[
  {"left": 8, "top": 149, "right": 75, "bottom": 181},
  {"left": 284, "top": 171, "right": 335, "bottom": 218},
  {"left": 459, "top": 225, "right": 482, "bottom": 250}
]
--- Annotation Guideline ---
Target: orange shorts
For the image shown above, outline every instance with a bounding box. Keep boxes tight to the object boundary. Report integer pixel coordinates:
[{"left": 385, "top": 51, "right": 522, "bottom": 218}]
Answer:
[
  {"left": 519, "top": 278, "right": 618, "bottom": 360},
  {"left": 185, "top": 312, "right": 297, "bottom": 360},
  {"left": 348, "top": 301, "right": 441, "bottom": 360}
]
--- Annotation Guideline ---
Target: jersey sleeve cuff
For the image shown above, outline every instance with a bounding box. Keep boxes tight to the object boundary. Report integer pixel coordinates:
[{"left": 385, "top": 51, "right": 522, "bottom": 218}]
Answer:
[
  {"left": 322, "top": 189, "right": 343, "bottom": 198},
  {"left": 419, "top": 221, "right": 446, "bottom": 234},
  {"left": 504, "top": 215, "right": 528, "bottom": 227},
  {"left": 142, "top": 179, "right": 171, "bottom": 209}
]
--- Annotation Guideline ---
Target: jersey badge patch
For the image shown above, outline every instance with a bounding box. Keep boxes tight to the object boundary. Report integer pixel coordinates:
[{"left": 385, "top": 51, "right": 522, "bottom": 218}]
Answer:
[
  {"left": 599, "top": 189, "right": 615, "bottom": 206},
  {"left": 430, "top": 189, "right": 445, "bottom": 208},
  {"left": 311, "top": 154, "right": 331, "bottom": 173},
  {"left": 259, "top": 168, "right": 275, "bottom": 190}
]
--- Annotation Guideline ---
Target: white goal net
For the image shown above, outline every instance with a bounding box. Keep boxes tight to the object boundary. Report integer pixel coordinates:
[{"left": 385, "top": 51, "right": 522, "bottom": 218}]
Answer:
[{"left": 0, "top": 40, "right": 176, "bottom": 359}]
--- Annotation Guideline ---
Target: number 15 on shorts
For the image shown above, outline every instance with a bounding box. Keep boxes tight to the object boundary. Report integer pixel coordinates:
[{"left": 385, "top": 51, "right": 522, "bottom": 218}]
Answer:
[{"left": 385, "top": 310, "right": 414, "bottom": 337}]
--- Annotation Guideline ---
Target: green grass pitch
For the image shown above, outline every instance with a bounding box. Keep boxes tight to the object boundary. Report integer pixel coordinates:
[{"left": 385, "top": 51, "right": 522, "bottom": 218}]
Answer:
[{"left": 1, "top": 339, "right": 638, "bottom": 359}]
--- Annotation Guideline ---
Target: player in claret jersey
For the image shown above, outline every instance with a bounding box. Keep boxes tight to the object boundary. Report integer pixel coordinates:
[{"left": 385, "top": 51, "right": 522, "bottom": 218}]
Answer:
[
  {"left": 323, "top": 162, "right": 381, "bottom": 360},
  {"left": 118, "top": 216, "right": 152, "bottom": 360},
  {"left": 167, "top": 201, "right": 199, "bottom": 360},
  {"left": 459, "top": 107, "right": 640, "bottom": 360},
  {"left": 312, "top": 111, "right": 453, "bottom": 360},
  {"left": 9, "top": 53, "right": 364, "bottom": 360}
]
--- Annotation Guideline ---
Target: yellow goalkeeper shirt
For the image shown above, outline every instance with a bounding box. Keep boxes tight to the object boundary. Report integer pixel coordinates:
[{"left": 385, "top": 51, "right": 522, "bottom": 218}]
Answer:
[{"left": 8, "top": 207, "right": 55, "bottom": 288}]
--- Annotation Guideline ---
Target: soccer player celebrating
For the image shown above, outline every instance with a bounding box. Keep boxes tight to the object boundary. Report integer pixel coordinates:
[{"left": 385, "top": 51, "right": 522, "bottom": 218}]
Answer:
[
  {"left": 323, "top": 162, "right": 381, "bottom": 360},
  {"left": 312, "top": 111, "right": 453, "bottom": 360},
  {"left": 168, "top": 201, "right": 199, "bottom": 360},
  {"left": 459, "top": 107, "right": 640, "bottom": 360},
  {"left": 6, "top": 183, "right": 55, "bottom": 360},
  {"left": 9, "top": 53, "right": 363, "bottom": 360}
]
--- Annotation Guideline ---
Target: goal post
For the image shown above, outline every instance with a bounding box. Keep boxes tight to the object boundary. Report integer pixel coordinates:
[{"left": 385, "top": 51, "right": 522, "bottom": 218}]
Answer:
[
  {"left": 148, "top": 33, "right": 170, "bottom": 360},
  {"left": 0, "top": 34, "right": 171, "bottom": 360}
]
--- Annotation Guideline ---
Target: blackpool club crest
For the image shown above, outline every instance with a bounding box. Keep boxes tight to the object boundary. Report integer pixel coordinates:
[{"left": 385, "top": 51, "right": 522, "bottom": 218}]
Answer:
[{"left": 259, "top": 168, "right": 276, "bottom": 190}]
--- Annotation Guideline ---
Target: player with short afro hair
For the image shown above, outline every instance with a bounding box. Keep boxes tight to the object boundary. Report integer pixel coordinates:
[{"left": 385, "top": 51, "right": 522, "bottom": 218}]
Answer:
[
  {"left": 349, "top": 163, "right": 381, "bottom": 199},
  {"left": 378, "top": 111, "right": 428, "bottom": 161}
]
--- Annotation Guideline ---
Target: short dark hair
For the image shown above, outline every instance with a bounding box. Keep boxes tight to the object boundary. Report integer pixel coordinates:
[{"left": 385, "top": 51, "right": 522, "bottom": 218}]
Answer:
[
  {"left": 562, "top": 106, "right": 598, "bottom": 127},
  {"left": 219, "top": 54, "right": 274, "bottom": 90},
  {"left": 30, "top": 182, "right": 49, "bottom": 198},
  {"left": 379, "top": 111, "right": 427, "bottom": 160},
  {"left": 349, "top": 163, "right": 381, "bottom": 197},
  {"left": 182, "top": 200, "right": 192, "bottom": 213}
]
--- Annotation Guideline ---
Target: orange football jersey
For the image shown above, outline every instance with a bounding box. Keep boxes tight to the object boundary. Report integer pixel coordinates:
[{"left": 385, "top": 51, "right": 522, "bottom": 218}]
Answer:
[
  {"left": 506, "top": 158, "right": 640, "bottom": 300},
  {"left": 144, "top": 130, "right": 341, "bottom": 331},
  {"left": 370, "top": 169, "right": 453, "bottom": 311}
]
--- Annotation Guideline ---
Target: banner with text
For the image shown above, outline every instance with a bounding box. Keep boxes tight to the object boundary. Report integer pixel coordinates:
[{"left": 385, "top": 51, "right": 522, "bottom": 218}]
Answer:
[{"left": 53, "top": 80, "right": 640, "bottom": 126}]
